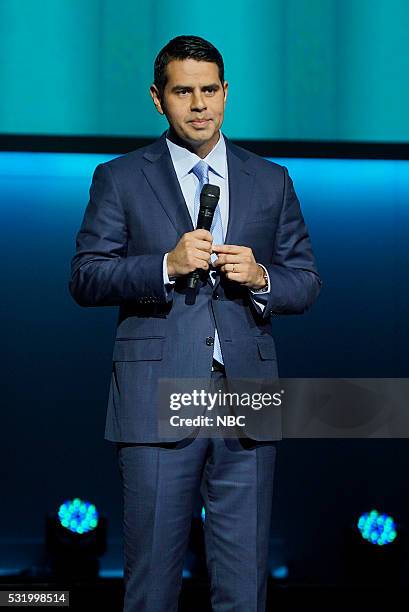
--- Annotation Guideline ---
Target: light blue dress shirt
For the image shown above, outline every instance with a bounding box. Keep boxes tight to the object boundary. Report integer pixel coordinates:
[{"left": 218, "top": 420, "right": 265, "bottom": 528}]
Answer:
[{"left": 162, "top": 131, "right": 271, "bottom": 361}]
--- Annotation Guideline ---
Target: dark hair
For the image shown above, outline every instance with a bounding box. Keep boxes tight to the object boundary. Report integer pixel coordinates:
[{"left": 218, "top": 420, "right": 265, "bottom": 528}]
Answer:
[{"left": 153, "top": 35, "right": 224, "bottom": 100}]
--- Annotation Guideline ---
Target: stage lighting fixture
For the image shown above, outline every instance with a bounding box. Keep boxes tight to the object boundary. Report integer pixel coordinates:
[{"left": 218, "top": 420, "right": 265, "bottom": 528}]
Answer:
[
  {"left": 343, "top": 508, "right": 404, "bottom": 586},
  {"left": 357, "top": 510, "right": 397, "bottom": 546},
  {"left": 45, "top": 497, "right": 106, "bottom": 580},
  {"left": 58, "top": 498, "right": 98, "bottom": 535},
  {"left": 201, "top": 506, "right": 206, "bottom": 522}
]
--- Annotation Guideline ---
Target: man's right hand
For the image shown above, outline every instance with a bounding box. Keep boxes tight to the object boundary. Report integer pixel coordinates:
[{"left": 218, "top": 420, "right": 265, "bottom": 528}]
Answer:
[{"left": 167, "top": 229, "right": 213, "bottom": 278}]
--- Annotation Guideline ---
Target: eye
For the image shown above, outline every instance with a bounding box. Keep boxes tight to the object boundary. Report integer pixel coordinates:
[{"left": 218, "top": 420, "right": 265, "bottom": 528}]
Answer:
[
  {"left": 204, "top": 87, "right": 217, "bottom": 95},
  {"left": 177, "top": 89, "right": 190, "bottom": 96}
]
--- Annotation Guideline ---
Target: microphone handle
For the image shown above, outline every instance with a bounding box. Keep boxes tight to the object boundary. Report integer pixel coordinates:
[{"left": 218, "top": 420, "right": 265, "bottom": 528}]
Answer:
[
  {"left": 186, "top": 269, "right": 201, "bottom": 291},
  {"left": 186, "top": 205, "right": 216, "bottom": 291},
  {"left": 185, "top": 184, "right": 220, "bottom": 304}
]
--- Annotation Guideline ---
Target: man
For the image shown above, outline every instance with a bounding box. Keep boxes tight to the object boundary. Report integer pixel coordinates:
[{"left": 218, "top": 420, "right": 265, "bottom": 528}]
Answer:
[{"left": 70, "top": 35, "right": 321, "bottom": 611}]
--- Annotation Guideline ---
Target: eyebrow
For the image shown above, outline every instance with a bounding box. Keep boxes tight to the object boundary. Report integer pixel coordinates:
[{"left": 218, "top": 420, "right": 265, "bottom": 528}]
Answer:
[{"left": 170, "top": 83, "right": 221, "bottom": 92}]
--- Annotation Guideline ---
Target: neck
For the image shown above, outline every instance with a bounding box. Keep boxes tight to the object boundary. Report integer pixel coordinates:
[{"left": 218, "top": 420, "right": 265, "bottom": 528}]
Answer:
[{"left": 167, "top": 128, "right": 220, "bottom": 159}]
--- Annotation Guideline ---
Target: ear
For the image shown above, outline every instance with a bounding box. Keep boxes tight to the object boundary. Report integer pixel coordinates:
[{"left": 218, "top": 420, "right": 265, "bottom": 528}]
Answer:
[
  {"left": 150, "top": 84, "right": 165, "bottom": 115},
  {"left": 223, "top": 81, "right": 228, "bottom": 104}
]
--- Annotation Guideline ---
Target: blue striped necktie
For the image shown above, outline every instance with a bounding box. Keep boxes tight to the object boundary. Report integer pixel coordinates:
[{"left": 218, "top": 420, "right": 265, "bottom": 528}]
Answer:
[{"left": 191, "top": 161, "right": 224, "bottom": 364}]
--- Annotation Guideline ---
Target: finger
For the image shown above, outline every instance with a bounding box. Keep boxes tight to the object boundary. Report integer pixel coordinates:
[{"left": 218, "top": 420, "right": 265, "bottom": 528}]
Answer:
[
  {"left": 214, "top": 254, "right": 242, "bottom": 265},
  {"left": 192, "top": 229, "right": 213, "bottom": 242},
  {"left": 212, "top": 244, "right": 243, "bottom": 254},
  {"left": 194, "top": 257, "right": 210, "bottom": 270},
  {"left": 224, "top": 271, "right": 244, "bottom": 282},
  {"left": 192, "top": 239, "right": 213, "bottom": 252},
  {"left": 194, "top": 249, "right": 212, "bottom": 261},
  {"left": 213, "top": 255, "right": 240, "bottom": 267},
  {"left": 222, "top": 263, "right": 241, "bottom": 273}
]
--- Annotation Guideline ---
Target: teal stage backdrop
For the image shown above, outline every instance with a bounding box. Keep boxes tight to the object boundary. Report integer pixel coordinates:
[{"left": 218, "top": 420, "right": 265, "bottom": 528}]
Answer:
[{"left": 0, "top": 0, "right": 408, "bottom": 141}]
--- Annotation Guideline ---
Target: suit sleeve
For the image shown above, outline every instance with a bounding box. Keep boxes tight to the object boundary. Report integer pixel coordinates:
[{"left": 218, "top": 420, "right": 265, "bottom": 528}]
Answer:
[
  {"left": 69, "top": 163, "right": 170, "bottom": 307},
  {"left": 257, "top": 166, "right": 322, "bottom": 318}
]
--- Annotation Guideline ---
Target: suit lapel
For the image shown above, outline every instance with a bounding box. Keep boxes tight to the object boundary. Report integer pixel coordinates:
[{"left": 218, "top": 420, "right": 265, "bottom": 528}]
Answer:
[
  {"left": 225, "top": 139, "right": 255, "bottom": 243},
  {"left": 141, "top": 133, "right": 194, "bottom": 236}
]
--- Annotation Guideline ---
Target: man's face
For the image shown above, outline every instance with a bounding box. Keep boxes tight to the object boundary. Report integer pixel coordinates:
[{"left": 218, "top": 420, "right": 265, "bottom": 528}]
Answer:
[{"left": 150, "top": 58, "right": 228, "bottom": 156}]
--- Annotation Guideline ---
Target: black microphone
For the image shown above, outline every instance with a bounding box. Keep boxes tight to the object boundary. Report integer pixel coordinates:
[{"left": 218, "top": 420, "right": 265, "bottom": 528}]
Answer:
[{"left": 185, "top": 183, "right": 220, "bottom": 305}]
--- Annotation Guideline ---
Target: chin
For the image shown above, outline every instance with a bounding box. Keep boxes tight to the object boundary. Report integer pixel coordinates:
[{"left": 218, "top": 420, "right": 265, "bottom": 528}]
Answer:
[
  {"left": 190, "top": 128, "right": 216, "bottom": 140},
  {"left": 186, "top": 132, "right": 211, "bottom": 143}
]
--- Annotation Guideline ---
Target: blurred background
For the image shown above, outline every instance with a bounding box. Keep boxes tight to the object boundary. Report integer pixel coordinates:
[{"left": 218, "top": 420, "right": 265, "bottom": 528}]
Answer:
[
  {"left": 1, "top": 0, "right": 409, "bottom": 140},
  {"left": 1, "top": 0, "right": 408, "bottom": 609}
]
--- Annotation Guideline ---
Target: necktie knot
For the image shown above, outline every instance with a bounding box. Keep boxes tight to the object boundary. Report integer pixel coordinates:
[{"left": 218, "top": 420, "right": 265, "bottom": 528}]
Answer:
[{"left": 191, "top": 160, "right": 209, "bottom": 186}]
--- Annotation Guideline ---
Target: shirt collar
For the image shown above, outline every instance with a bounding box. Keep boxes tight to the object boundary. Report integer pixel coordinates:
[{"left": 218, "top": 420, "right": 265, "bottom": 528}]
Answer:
[{"left": 166, "top": 131, "right": 226, "bottom": 180}]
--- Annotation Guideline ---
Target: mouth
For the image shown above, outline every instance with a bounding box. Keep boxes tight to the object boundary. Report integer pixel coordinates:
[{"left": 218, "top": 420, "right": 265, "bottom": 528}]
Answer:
[{"left": 190, "top": 119, "right": 211, "bottom": 127}]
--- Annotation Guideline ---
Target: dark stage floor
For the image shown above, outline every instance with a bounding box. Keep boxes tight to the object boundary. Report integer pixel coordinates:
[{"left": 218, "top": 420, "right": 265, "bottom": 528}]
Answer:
[{"left": 0, "top": 575, "right": 408, "bottom": 611}]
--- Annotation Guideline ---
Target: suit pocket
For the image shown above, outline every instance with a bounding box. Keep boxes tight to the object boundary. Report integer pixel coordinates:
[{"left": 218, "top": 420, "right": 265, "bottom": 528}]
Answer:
[
  {"left": 256, "top": 337, "right": 277, "bottom": 360},
  {"left": 113, "top": 337, "right": 164, "bottom": 361}
]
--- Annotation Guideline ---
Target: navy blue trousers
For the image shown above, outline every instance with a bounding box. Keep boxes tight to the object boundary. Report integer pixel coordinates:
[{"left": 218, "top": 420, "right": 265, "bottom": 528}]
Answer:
[{"left": 116, "top": 372, "right": 277, "bottom": 611}]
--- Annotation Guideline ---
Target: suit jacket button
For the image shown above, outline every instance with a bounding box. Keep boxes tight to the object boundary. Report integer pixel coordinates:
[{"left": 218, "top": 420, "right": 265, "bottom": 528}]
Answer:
[
  {"left": 205, "top": 336, "right": 214, "bottom": 346},
  {"left": 214, "top": 293, "right": 219, "bottom": 300}
]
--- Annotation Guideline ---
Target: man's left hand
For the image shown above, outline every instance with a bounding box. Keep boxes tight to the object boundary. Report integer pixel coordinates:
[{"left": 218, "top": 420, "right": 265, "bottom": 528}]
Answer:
[{"left": 212, "top": 244, "right": 266, "bottom": 290}]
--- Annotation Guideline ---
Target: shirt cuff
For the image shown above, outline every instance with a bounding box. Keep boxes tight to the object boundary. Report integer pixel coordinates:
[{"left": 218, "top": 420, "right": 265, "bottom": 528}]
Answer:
[
  {"left": 250, "top": 263, "right": 271, "bottom": 294},
  {"left": 163, "top": 253, "right": 176, "bottom": 284},
  {"left": 163, "top": 253, "right": 176, "bottom": 302}
]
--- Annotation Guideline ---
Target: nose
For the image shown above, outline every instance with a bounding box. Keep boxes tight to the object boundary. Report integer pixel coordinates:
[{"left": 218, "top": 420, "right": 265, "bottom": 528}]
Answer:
[{"left": 191, "top": 90, "right": 207, "bottom": 112}]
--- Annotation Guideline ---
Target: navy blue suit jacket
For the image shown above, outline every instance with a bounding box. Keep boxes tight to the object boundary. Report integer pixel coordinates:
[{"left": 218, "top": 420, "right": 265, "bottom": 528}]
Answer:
[{"left": 70, "top": 133, "right": 321, "bottom": 442}]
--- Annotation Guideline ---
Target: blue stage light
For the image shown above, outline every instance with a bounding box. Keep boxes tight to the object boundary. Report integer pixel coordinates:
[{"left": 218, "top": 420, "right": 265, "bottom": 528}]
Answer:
[
  {"left": 46, "top": 498, "right": 106, "bottom": 579},
  {"left": 57, "top": 498, "right": 99, "bottom": 535},
  {"left": 201, "top": 506, "right": 206, "bottom": 522},
  {"left": 357, "top": 510, "right": 397, "bottom": 546},
  {"left": 271, "top": 565, "right": 289, "bottom": 580}
]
